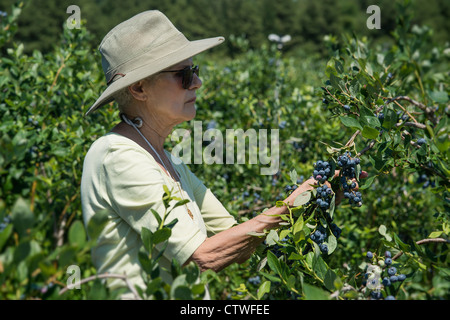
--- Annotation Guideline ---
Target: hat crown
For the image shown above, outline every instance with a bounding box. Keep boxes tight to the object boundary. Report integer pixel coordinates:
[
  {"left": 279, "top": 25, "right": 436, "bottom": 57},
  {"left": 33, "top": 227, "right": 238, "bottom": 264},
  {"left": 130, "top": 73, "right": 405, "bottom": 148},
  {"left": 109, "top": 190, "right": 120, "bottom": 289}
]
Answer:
[
  {"left": 99, "top": 10, "right": 188, "bottom": 84},
  {"left": 85, "top": 10, "right": 224, "bottom": 116}
]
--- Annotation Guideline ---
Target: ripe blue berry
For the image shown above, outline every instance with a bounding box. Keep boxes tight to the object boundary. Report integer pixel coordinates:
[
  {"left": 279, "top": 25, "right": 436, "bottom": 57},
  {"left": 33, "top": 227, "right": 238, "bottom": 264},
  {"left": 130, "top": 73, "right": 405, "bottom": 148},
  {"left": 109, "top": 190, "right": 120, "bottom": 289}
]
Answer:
[
  {"left": 319, "top": 243, "right": 328, "bottom": 254},
  {"left": 388, "top": 267, "right": 397, "bottom": 276},
  {"left": 417, "top": 138, "right": 426, "bottom": 145},
  {"left": 366, "top": 251, "right": 373, "bottom": 259},
  {"left": 382, "top": 277, "right": 391, "bottom": 286}
]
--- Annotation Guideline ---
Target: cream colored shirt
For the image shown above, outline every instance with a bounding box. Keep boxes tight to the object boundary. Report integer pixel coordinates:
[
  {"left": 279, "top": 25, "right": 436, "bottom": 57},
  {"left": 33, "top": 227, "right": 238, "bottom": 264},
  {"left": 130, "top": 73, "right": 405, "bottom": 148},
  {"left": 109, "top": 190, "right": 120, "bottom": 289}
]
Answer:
[{"left": 80, "top": 132, "right": 237, "bottom": 297}]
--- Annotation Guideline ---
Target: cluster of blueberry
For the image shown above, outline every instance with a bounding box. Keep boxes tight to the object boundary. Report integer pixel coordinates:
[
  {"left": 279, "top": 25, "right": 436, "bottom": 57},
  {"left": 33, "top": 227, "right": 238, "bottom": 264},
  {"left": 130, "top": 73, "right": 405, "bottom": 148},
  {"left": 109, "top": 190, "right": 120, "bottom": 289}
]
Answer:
[
  {"left": 364, "top": 250, "right": 407, "bottom": 300},
  {"left": 248, "top": 275, "right": 261, "bottom": 286},
  {"left": 337, "top": 152, "right": 363, "bottom": 207},
  {"left": 316, "top": 184, "right": 333, "bottom": 210},
  {"left": 417, "top": 173, "right": 436, "bottom": 189},
  {"left": 309, "top": 223, "right": 342, "bottom": 255},
  {"left": 312, "top": 160, "right": 331, "bottom": 184},
  {"left": 0, "top": 215, "right": 12, "bottom": 232},
  {"left": 310, "top": 225, "right": 329, "bottom": 254}
]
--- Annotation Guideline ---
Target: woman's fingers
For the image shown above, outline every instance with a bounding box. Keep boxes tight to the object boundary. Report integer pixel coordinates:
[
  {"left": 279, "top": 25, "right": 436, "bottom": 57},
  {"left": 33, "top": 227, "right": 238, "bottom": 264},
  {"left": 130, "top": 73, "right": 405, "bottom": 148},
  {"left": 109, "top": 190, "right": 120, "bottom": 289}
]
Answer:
[{"left": 359, "top": 170, "right": 368, "bottom": 179}]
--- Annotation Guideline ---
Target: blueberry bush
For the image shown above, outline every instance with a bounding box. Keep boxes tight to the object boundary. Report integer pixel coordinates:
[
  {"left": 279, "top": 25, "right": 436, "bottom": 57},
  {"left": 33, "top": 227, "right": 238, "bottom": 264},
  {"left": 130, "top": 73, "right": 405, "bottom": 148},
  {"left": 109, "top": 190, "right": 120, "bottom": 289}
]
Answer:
[{"left": 0, "top": 1, "right": 448, "bottom": 300}]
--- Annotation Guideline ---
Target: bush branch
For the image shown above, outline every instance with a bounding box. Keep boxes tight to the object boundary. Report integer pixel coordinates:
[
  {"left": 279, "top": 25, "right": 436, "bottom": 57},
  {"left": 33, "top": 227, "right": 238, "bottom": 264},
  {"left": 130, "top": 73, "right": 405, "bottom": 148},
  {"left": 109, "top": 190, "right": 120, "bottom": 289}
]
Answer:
[
  {"left": 393, "top": 237, "right": 449, "bottom": 260},
  {"left": 385, "top": 95, "right": 437, "bottom": 124}
]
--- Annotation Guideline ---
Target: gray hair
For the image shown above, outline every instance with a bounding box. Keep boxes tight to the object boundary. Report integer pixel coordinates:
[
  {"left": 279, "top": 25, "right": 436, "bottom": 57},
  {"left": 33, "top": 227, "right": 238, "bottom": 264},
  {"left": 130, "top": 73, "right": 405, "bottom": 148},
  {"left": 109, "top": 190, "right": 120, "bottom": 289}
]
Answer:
[
  {"left": 113, "top": 73, "right": 161, "bottom": 113},
  {"left": 113, "top": 86, "right": 134, "bottom": 113}
]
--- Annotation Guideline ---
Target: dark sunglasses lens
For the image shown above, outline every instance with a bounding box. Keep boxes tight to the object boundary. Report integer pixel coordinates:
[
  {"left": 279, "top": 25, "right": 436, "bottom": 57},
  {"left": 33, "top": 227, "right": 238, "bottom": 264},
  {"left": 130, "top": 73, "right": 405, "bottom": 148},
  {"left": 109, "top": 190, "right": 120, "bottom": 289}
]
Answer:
[{"left": 182, "top": 66, "right": 199, "bottom": 89}]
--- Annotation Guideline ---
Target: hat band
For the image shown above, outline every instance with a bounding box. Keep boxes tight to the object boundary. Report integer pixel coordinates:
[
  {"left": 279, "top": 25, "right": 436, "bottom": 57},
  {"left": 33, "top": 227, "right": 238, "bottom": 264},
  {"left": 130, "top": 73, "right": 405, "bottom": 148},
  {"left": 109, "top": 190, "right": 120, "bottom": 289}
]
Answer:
[
  {"left": 104, "top": 32, "right": 189, "bottom": 85},
  {"left": 107, "top": 73, "right": 126, "bottom": 86}
]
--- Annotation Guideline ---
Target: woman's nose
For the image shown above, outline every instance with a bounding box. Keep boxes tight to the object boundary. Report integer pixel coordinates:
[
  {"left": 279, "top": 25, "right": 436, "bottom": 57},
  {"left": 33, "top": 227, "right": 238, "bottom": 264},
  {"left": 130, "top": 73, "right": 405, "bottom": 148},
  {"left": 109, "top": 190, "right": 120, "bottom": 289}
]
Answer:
[{"left": 190, "top": 73, "right": 202, "bottom": 90}]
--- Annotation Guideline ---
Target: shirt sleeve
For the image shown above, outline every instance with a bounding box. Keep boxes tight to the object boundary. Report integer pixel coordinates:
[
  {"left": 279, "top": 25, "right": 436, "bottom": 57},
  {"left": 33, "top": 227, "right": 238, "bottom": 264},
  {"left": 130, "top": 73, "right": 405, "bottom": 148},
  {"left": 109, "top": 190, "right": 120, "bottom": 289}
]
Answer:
[
  {"left": 102, "top": 143, "right": 207, "bottom": 265},
  {"left": 180, "top": 164, "right": 238, "bottom": 236}
]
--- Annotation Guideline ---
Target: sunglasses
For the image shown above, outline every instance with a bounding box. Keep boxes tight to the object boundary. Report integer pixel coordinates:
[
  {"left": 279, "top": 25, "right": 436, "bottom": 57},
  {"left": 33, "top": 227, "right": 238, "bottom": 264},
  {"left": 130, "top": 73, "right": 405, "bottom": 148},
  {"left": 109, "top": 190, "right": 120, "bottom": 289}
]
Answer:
[{"left": 159, "top": 65, "right": 199, "bottom": 89}]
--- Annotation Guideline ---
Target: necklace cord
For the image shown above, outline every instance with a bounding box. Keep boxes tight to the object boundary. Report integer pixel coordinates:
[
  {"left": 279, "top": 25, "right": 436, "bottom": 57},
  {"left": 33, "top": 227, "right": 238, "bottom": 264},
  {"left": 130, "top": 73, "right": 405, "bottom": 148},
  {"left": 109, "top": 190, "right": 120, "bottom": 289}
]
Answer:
[{"left": 120, "top": 113, "right": 194, "bottom": 219}]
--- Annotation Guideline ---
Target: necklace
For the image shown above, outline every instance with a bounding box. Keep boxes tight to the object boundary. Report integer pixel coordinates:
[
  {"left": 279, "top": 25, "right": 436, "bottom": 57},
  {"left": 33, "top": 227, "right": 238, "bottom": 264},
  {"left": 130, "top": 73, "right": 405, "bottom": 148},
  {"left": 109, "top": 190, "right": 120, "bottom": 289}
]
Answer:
[{"left": 120, "top": 114, "right": 194, "bottom": 220}]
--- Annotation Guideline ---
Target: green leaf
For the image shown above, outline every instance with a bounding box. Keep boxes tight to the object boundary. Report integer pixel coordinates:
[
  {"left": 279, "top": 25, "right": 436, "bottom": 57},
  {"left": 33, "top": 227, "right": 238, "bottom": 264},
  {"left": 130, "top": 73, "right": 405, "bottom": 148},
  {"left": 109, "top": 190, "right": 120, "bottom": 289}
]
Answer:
[
  {"left": 364, "top": 116, "right": 381, "bottom": 128},
  {"left": 0, "top": 224, "right": 13, "bottom": 252},
  {"left": 150, "top": 209, "right": 162, "bottom": 226},
  {"left": 293, "top": 191, "right": 311, "bottom": 207},
  {"left": 11, "top": 197, "right": 34, "bottom": 238},
  {"left": 359, "top": 175, "right": 376, "bottom": 190},
  {"left": 330, "top": 73, "right": 343, "bottom": 90},
  {"left": 138, "top": 250, "right": 153, "bottom": 274},
  {"left": 293, "top": 216, "right": 304, "bottom": 236},
  {"left": 382, "top": 108, "right": 397, "bottom": 129},
  {"left": 259, "top": 271, "right": 281, "bottom": 283},
  {"left": 324, "top": 269, "right": 337, "bottom": 291},
  {"left": 265, "top": 229, "right": 279, "bottom": 246},
  {"left": 170, "top": 274, "right": 193, "bottom": 299},
  {"left": 335, "top": 60, "right": 344, "bottom": 74},
  {"left": 13, "top": 240, "right": 31, "bottom": 263},
  {"left": 267, "top": 250, "right": 282, "bottom": 276},
  {"left": 257, "top": 280, "right": 271, "bottom": 300},
  {"left": 289, "top": 169, "right": 298, "bottom": 185},
  {"left": 394, "top": 233, "right": 410, "bottom": 252},
  {"left": 429, "top": 91, "right": 448, "bottom": 103},
  {"left": 339, "top": 116, "right": 363, "bottom": 130},
  {"left": 428, "top": 231, "right": 443, "bottom": 238},
  {"left": 379, "top": 224, "right": 392, "bottom": 242},
  {"left": 153, "top": 227, "right": 171, "bottom": 245},
  {"left": 86, "top": 209, "right": 109, "bottom": 240},
  {"left": 362, "top": 126, "right": 379, "bottom": 139},
  {"left": 141, "top": 227, "right": 153, "bottom": 252},
  {"left": 326, "top": 233, "right": 337, "bottom": 254},
  {"left": 303, "top": 283, "right": 329, "bottom": 300},
  {"left": 68, "top": 220, "right": 86, "bottom": 248}
]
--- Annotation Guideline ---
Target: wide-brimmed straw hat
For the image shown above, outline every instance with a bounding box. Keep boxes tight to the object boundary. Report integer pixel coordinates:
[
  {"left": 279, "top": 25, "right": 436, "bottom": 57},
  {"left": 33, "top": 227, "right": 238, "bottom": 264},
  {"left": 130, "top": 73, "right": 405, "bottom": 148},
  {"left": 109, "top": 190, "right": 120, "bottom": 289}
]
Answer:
[{"left": 85, "top": 10, "right": 224, "bottom": 116}]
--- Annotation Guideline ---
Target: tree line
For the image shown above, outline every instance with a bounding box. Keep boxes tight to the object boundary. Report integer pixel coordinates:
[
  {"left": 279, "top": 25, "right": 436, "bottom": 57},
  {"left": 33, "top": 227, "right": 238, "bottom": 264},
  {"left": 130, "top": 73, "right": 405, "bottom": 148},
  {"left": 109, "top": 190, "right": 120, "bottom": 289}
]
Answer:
[{"left": 1, "top": 0, "right": 449, "bottom": 57}]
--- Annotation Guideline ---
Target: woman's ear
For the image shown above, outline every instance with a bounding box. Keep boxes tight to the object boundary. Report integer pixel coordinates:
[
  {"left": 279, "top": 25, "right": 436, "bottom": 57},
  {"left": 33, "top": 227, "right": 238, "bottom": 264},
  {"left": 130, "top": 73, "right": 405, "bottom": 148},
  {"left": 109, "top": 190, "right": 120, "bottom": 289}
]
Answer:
[{"left": 128, "top": 80, "right": 147, "bottom": 102}]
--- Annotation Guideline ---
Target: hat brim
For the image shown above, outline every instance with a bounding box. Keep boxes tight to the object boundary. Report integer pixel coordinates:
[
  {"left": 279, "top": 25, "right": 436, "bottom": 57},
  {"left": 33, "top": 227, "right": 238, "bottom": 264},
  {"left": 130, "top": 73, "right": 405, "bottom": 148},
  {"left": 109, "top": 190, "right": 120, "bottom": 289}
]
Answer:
[{"left": 85, "top": 36, "right": 224, "bottom": 116}]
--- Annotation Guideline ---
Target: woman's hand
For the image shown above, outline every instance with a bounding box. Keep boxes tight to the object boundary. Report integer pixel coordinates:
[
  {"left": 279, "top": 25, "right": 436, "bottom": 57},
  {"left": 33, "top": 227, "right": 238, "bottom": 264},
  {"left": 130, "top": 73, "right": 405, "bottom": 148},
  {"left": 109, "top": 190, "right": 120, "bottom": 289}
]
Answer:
[{"left": 286, "top": 170, "right": 368, "bottom": 207}]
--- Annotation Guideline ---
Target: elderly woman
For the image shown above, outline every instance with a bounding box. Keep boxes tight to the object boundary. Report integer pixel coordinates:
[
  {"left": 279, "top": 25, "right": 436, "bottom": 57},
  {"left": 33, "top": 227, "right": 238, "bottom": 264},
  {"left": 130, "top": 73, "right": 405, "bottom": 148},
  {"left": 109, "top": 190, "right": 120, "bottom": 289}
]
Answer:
[{"left": 81, "top": 11, "right": 355, "bottom": 299}]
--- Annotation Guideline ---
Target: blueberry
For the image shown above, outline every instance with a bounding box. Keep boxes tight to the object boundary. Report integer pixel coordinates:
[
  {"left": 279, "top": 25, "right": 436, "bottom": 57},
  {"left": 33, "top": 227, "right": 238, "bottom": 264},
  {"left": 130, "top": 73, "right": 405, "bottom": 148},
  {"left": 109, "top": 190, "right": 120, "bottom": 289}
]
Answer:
[
  {"left": 398, "top": 274, "right": 406, "bottom": 281},
  {"left": 314, "top": 230, "right": 322, "bottom": 239},
  {"left": 370, "top": 291, "right": 382, "bottom": 300},
  {"left": 384, "top": 251, "right": 391, "bottom": 258},
  {"left": 366, "top": 251, "right": 373, "bottom": 259},
  {"left": 385, "top": 258, "right": 392, "bottom": 265},
  {"left": 385, "top": 295, "right": 396, "bottom": 300},
  {"left": 417, "top": 138, "right": 426, "bottom": 145},
  {"left": 388, "top": 267, "right": 397, "bottom": 276},
  {"left": 382, "top": 277, "right": 391, "bottom": 286}
]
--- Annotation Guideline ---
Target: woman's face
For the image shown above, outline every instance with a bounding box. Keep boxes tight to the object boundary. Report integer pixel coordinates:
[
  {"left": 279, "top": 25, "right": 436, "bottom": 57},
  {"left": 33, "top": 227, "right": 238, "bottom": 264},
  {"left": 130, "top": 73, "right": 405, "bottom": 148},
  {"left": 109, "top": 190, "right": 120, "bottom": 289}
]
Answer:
[{"left": 143, "top": 58, "right": 201, "bottom": 127}]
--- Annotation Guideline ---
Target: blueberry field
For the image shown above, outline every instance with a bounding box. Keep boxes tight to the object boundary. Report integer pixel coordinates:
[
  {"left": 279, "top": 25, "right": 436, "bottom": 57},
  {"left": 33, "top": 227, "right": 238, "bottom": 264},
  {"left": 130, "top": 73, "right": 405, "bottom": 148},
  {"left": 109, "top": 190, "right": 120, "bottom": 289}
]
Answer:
[{"left": 0, "top": 1, "right": 449, "bottom": 300}]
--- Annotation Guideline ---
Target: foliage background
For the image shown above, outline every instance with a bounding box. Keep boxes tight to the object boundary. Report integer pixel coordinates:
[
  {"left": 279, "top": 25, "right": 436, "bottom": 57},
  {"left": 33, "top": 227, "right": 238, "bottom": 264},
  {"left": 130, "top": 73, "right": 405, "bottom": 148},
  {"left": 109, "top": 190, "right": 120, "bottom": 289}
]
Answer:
[{"left": 0, "top": 0, "right": 448, "bottom": 300}]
